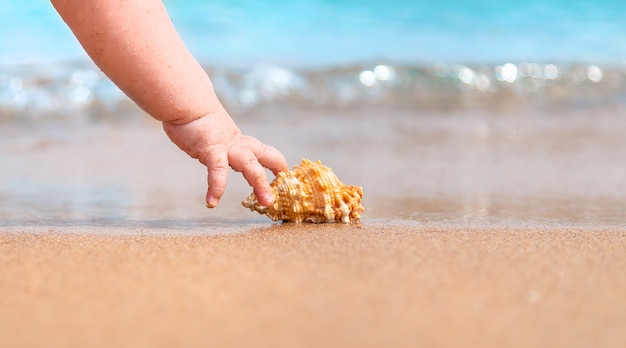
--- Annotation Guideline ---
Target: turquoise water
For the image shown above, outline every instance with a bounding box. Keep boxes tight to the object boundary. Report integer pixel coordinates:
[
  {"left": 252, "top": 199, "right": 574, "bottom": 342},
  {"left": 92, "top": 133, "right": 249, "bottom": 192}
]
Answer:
[{"left": 1, "top": 0, "right": 625, "bottom": 66}]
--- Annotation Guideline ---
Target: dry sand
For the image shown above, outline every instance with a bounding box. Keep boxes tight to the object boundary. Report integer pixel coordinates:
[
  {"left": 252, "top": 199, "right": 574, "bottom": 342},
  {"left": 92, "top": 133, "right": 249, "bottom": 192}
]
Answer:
[{"left": 1, "top": 224, "right": 624, "bottom": 348}]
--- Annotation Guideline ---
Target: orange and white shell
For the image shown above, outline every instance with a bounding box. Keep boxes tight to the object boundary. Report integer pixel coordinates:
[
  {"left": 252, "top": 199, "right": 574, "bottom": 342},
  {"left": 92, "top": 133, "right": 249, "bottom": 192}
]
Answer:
[{"left": 241, "top": 159, "right": 364, "bottom": 223}]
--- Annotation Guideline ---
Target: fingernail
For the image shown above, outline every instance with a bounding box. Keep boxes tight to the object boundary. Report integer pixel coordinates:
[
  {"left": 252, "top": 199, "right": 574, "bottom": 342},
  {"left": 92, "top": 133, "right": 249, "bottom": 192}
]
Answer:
[{"left": 206, "top": 199, "right": 218, "bottom": 208}]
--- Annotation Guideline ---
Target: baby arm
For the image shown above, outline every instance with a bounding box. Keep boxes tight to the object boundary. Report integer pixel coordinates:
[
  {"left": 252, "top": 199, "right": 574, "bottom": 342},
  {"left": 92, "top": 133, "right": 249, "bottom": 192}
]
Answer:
[{"left": 50, "top": 0, "right": 288, "bottom": 207}]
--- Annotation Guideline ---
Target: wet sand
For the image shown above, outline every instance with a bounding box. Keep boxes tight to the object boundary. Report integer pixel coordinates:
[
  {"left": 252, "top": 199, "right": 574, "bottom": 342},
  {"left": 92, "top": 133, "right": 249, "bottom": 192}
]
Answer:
[
  {"left": 1, "top": 225, "right": 625, "bottom": 348},
  {"left": 2, "top": 110, "right": 626, "bottom": 228}
]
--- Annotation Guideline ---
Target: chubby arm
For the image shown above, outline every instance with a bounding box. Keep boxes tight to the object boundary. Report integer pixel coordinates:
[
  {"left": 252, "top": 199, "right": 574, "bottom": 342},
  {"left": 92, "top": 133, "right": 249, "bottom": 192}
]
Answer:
[
  {"left": 51, "top": 0, "right": 288, "bottom": 207},
  {"left": 50, "top": 0, "right": 215, "bottom": 123}
]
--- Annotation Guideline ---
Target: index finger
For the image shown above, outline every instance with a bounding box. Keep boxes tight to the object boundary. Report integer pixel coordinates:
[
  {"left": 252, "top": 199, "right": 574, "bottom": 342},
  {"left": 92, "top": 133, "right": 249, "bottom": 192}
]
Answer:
[{"left": 240, "top": 136, "right": 289, "bottom": 175}]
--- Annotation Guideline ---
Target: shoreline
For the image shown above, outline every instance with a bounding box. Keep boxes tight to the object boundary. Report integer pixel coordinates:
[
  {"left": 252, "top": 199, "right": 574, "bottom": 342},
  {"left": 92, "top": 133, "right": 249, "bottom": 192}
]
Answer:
[{"left": 2, "top": 224, "right": 625, "bottom": 347}]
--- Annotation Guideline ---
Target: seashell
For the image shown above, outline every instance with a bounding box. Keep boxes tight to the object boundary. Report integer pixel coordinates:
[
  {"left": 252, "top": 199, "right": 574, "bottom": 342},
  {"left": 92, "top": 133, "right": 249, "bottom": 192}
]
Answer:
[{"left": 241, "top": 159, "right": 364, "bottom": 223}]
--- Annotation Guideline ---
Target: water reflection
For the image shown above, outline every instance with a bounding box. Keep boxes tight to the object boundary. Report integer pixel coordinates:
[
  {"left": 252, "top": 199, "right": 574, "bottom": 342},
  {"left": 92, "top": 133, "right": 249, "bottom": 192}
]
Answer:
[
  {"left": 544, "top": 64, "right": 558, "bottom": 79},
  {"left": 495, "top": 63, "right": 518, "bottom": 83},
  {"left": 359, "top": 70, "right": 377, "bottom": 87},
  {"left": 587, "top": 65, "right": 603, "bottom": 83}
]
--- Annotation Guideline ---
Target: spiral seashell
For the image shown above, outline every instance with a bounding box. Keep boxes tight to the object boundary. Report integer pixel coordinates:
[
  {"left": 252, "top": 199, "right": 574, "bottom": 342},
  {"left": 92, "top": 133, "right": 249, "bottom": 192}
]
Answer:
[{"left": 241, "top": 159, "right": 364, "bottom": 223}]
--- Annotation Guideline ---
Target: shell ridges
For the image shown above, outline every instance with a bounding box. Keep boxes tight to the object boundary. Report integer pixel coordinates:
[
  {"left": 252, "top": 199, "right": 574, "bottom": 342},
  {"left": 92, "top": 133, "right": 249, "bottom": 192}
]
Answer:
[{"left": 241, "top": 159, "right": 364, "bottom": 223}]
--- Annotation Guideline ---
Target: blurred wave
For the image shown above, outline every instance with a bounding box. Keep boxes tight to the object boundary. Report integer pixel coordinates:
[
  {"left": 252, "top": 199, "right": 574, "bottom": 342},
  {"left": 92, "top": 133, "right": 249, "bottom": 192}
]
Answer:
[
  {"left": 1, "top": 61, "right": 625, "bottom": 124},
  {"left": 0, "top": 62, "right": 131, "bottom": 124}
]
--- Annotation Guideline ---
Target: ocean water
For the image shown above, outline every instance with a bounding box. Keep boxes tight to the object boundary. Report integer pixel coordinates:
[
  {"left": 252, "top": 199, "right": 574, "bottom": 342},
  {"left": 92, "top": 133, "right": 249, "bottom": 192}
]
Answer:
[
  {"left": 1, "top": 0, "right": 626, "bottom": 230},
  {"left": 1, "top": 0, "right": 625, "bottom": 120},
  {"left": 2, "top": 0, "right": 626, "bottom": 66},
  {"left": 2, "top": 0, "right": 626, "bottom": 119}
]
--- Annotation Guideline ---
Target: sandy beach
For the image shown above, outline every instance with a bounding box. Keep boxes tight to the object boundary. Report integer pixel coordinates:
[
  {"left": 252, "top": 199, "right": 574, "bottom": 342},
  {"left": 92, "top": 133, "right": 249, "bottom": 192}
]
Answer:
[
  {"left": 2, "top": 1, "right": 626, "bottom": 346},
  {"left": 2, "top": 100, "right": 625, "bottom": 347},
  {"left": 1, "top": 225, "right": 625, "bottom": 348}
]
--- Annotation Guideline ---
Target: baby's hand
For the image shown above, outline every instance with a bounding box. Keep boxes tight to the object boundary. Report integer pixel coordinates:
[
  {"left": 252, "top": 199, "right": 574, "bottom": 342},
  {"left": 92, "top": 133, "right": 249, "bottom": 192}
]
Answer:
[{"left": 163, "top": 112, "right": 288, "bottom": 208}]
